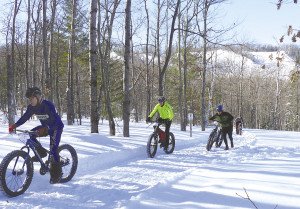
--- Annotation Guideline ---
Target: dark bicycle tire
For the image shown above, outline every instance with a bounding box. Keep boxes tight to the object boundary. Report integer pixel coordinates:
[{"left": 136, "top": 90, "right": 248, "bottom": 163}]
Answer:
[
  {"left": 216, "top": 132, "right": 223, "bottom": 147},
  {"left": 58, "top": 144, "right": 78, "bottom": 183},
  {"left": 147, "top": 133, "right": 158, "bottom": 158},
  {"left": 0, "top": 150, "right": 34, "bottom": 197},
  {"left": 164, "top": 132, "right": 175, "bottom": 154},
  {"left": 206, "top": 130, "right": 217, "bottom": 151}
]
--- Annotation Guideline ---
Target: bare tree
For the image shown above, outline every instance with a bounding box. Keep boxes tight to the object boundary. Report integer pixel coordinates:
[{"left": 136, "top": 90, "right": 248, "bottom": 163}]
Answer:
[
  {"left": 67, "top": 0, "right": 77, "bottom": 125},
  {"left": 90, "top": 0, "right": 99, "bottom": 133},
  {"left": 7, "top": 0, "right": 21, "bottom": 125},
  {"left": 159, "top": 0, "right": 180, "bottom": 96},
  {"left": 143, "top": 0, "right": 151, "bottom": 119},
  {"left": 25, "top": 0, "right": 31, "bottom": 88},
  {"left": 43, "top": 0, "right": 51, "bottom": 97},
  {"left": 48, "top": 0, "right": 57, "bottom": 101},
  {"left": 97, "top": 0, "right": 121, "bottom": 136},
  {"left": 123, "top": 0, "right": 132, "bottom": 137}
]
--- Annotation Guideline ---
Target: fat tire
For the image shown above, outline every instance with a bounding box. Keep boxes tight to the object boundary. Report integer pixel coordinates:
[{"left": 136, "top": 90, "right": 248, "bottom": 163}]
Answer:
[
  {"left": 147, "top": 133, "right": 158, "bottom": 158},
  {"left": 216, "top": 132, "right": 223, "bottom": 147},
  {"left": 206, "top": 131, "right": 216, "bottom": 151},
  {"left": 164, "top": 132, "right": 175, "bottom": 154},
  {"left": 58, "top": 144, "right": 78, "bottom": 183},
  {"left": 0, "top": 150, "right": 33, "bottom": 197}
]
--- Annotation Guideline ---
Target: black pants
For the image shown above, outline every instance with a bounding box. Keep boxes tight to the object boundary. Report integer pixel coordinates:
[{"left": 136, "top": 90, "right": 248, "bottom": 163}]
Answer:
[
  {"left": 164, "top": 120, "right": 172, "bottom": 147},
  {"left": 221, "top": 126, "right": 233, "bottom": 148}
]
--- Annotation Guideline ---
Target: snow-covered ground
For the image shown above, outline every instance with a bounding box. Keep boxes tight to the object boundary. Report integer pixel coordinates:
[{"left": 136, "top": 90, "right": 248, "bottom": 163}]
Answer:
[{"left": 0, "top": 117, "right": 299, "bottom": 209}]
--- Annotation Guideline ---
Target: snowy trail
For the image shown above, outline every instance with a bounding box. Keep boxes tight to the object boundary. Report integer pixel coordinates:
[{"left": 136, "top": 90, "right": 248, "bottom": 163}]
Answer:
[{"left": 0, "top": 120, "right": 300, "bottom": 209}]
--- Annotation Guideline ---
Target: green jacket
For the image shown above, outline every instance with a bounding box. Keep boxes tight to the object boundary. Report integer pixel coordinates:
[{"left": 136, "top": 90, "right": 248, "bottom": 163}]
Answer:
[
  {"left": 148, "top": 101, "right": 174, "bottom": 120},
  {"left": 209, "top": 111, "right": 233, "bottom": 128}
]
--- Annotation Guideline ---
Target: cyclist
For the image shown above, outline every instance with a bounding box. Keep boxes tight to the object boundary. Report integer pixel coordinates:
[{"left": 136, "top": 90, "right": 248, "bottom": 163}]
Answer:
[
  {"left": 146, "top": 96, "right": 174, "bottom": 150},
  {"left": 8, "top": 87, "right": 64, "bottom": 184},
  {"left": 209, "top": 105, "right": 234, "bottom": 150},
  {"left": 235, "top": 117, "right": 243, "bottom": 135}
]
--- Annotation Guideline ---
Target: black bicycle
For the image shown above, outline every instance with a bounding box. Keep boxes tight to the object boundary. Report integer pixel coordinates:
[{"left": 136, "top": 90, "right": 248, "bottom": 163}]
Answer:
[
  {"left": 206, "top": 123, "right": 223, "bottom": 151},
  {"left": 146, "top": 122, "right": 175, "bottom": 158},
  {"left": 0, "top": 129, "right": 78, "bottom": 197},
  {"left": 236, "top": 122, "right": 243, "bottom": 135}
]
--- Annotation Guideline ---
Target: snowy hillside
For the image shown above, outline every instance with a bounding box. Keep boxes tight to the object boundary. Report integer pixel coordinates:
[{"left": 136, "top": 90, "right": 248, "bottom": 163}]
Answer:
[
  {"left": 0, "top": 116, "right": 299, "bottom": 209},
  {"left": 212, "top": 49, "right": 295, "bottom": 78}
]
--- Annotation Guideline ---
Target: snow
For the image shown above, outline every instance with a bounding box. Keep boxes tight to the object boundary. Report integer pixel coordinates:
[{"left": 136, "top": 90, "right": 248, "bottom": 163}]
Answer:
[
  {"left": 0, "top": 117, "right": 300, "bottom": 209},
  {"left": 211, "top": 49, "right": 295, "bottom": 79}
]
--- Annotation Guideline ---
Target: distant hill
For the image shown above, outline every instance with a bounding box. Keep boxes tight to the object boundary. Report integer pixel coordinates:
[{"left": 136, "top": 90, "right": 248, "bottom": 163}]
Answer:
[{"left": 211, "top": 49, "right": 296, "bottom": 79}]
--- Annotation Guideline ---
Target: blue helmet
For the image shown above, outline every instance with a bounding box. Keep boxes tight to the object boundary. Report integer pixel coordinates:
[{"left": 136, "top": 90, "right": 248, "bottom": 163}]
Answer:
[
  {"left": 158, "top": 96, "right": 166, "bottom": 103},
  {"left": 216, "top": 105, "right": 223, "bottom": 112}
]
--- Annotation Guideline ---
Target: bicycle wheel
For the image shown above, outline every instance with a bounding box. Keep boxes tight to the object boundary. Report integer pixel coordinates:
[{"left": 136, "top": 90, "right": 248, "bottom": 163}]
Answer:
[
  {"left": 164, "top": 132, "right": 175, "bottom": 154},
  {"left": 58, "top": 144, "right": 78, "bottom": 183},
  {"left": 0, "top": 150, "right": 34, "bottom": 197},
  {"left": 206, "top": 131, "right": 216, "bottom": 151},
  {"left": 216, "top": 131, "right": 223, "bottom": 147},
  {"left": 147, "top": 133, "right": 158, "bottom": 158}
]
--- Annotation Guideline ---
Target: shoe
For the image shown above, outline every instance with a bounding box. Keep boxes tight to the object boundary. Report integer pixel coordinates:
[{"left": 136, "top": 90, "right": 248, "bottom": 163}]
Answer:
[
  {"left": 164, "top": 145, "right": 168, "bottom": 151},
  {"left": 49, "top": 161, "right": 62, "bottom": 184},
  {"left": 50, "top": 175, "right": 62, "bottom": 184},
  {"left": 31, "top": 147, "right": 48, "bottom": 162},
  {"left": 224, "top": 146, "right": 229, "bottom": 150},
  {"left": 231, "top": 143, "right": 234, "bottom": 148}
]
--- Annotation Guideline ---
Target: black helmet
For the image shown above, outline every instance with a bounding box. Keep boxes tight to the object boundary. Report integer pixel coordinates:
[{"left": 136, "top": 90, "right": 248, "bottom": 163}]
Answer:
[
  {"left": 25, "top": 87, "right": 42, "bottom": 98},
  {"left": 158, "top": 96, "right": 166, "bottom": 103}
]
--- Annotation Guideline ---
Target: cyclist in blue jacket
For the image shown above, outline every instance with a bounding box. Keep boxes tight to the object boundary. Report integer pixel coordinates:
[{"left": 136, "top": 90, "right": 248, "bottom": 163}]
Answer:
[{"left": 9, "top": 87, "right": 64, "bottom": 184}]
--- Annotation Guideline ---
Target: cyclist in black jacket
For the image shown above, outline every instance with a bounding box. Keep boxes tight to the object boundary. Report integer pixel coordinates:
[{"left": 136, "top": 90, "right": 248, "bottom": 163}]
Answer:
[{"left": 209, "top": 105, "right": 234, "bottom": 150}]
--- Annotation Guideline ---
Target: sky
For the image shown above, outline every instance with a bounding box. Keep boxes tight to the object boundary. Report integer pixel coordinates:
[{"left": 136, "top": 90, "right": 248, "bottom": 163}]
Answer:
[
  {"left": 1, "top": 0, "right": 300, "bottom": 46},
  {"left": 220, "top": 0, "right": 300, "bottom": 45},
  {"left": 0, "top": 112, "right": 299, "bottom": 209}
]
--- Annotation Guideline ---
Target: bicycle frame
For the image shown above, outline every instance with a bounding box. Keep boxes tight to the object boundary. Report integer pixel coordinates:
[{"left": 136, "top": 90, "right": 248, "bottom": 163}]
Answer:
[
  {"left": 152, "top": 123, "right": 166, "bottom": 142},
  {"left": 17, "top": 130, "right": 51, "bottom": 172}
]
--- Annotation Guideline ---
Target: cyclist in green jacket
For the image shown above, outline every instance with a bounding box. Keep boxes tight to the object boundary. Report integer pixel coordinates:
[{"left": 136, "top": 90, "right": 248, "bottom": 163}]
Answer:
[
  {"left": 209, "top": 105, "right": 234, "bottom": 150},
  {"left": 146, "top": 96, "right": 174, "bottom": 150}
]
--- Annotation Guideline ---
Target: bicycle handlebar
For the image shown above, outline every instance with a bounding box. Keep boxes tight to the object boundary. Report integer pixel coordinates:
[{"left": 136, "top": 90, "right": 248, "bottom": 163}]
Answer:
[{"left": 15, "top": 129, "right": 37, "bottom": 135}]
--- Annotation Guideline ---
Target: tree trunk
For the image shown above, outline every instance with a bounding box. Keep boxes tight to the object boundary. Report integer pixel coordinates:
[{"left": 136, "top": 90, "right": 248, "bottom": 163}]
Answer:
[
  {"left": 7, "top": 55, "right": 15, "bottom": 125},
  {"left": 25, "top": 0, "right": 31, "bottom": 88},
  {"left": 144, "top": 0, "right": 151, "bottom": 119},
  {"left": 201, "top": 0, "right": 208, "bottom": 131},
  {"left": 123, "top": 0, "right": 132, "bottom": 137},
  {"left": 177, "top": 4, "right": 184, "bottom": 131},
  {"left": 48, "top": 0, "right": 57, "bottom": 101},
  {"left": 159, "top": 0, "right": 180, "bottom": 96},
  {"left": 7, "top": 0, "right": 21, "bottom": 124},
  {"left": 67, "top": 0, "right": 77, "bottom": 125},
  {"left": 43, "top": 0, "right": 51, "bottom": 97},
  {"left": 90, "top": 0, "right": 99, "bottom": 133},
  {"left": 97, "top": 0, "right": 120, "bottom": 136}
]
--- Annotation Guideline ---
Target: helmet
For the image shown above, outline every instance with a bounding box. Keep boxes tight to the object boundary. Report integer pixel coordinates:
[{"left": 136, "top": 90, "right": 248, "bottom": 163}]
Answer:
[
  {"left": 26, "top": 87, "right": 42, "bottom": 98},
  {"left": 158, "top": 96, "right": 166, "bottom": 103},
  {"left": 216, "top": 105, "right": 223, "bottom": 112}
]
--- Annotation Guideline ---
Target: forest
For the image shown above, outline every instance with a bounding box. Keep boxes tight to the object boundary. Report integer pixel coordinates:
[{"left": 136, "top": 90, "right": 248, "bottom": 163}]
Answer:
[{"left": 1, "top": 0, "right": 300, "bottom": 137}]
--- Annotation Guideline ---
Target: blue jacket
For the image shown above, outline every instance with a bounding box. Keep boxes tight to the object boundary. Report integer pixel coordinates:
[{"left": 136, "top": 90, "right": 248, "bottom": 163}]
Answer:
[{"left": 15, "top": 100, "right": 64, "bottom": 131}]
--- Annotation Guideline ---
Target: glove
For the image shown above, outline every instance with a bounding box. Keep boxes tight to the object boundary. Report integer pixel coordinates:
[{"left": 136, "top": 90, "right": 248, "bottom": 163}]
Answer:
[
  {"left": 146, "top": 117, "right": 151, "bottom": 123},
  {"left": 9, "top": 124, "right": 16, "bottom": 133},
  {"left": 36, "top": 127, "right": 49, "bottom": 137}
]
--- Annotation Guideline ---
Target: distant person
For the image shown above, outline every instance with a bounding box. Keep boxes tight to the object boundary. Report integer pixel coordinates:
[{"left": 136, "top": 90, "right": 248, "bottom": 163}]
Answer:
[
  {"left": 235, "top": 117, "right": 244, "bottom": 135},
  {"left": 209, "top": 105, "right": 234, "bottom": 150},
  {"left": 9, "top": 87, "right": 64, "bottom": 184},
  {"left": 146, "top": 96, "right": 174, "bottom": 151}
]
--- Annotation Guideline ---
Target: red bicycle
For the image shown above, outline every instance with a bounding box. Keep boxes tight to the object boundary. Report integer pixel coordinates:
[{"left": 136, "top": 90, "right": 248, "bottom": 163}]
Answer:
[{"left": 146, "top": 121, "right": 175, "bottom": 158}]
